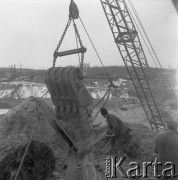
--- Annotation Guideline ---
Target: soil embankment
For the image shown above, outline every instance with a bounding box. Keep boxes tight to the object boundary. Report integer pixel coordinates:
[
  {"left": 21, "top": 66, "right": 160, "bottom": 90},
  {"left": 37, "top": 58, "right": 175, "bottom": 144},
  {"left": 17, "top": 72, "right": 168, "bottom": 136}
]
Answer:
[{"left": 0, "top": 97, "right": 158, "bottom": 179}]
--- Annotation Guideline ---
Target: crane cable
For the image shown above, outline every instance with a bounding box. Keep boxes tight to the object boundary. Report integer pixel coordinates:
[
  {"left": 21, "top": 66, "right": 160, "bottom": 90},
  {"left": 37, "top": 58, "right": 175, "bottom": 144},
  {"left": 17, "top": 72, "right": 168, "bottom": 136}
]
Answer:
[
  {"left": 93, "top": 86, "right": 111, "bottom": 109},
  {"left": 123, "top": 0, "right": 159, "bottom": 69},
  {"left": 112, "top": 85, "right": 143, "bottom": 123},
  {"left": 12, "top": 116, "right": 41, "bottom": 180},
  {"left": 14, "top": 132, "right": 35, "bottom": 180},
  {"left": 127, "top": 0, "right": 163, "bottom": 69},
  {"left": 124, "top": 1, "right": 160, "bottom": 81},
  {"left": 125, "top": 0, "right": 173, "bottom": 90},
  {"left": 125, "top": 0, "right": 171, "bottom": 125},
  {"left": 79, "top": 17, "right": 113, "bottom": 85},
  {"left": 92, "top": 86, "right": 111, "bottom": 122},
  {"left": 79, "top": 16, "right": 142, "bottom": 122}
]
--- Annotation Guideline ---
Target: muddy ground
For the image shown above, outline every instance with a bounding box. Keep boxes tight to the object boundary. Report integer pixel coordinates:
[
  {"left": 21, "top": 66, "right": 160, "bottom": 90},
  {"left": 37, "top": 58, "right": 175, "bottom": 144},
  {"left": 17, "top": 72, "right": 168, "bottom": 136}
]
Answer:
[{"left": 0, "top": 97, "right": 177, "bottom": 180}]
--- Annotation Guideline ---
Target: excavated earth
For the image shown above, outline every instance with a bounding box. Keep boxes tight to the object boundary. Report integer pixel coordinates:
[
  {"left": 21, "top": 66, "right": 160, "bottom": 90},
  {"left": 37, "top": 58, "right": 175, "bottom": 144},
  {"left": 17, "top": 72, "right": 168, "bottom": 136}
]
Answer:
[
  {"left": 0, "top": 97, "right": 160, "bottom": 180},
  {"left": 0, "top": 97, "right": 68, "bottom": 179}
]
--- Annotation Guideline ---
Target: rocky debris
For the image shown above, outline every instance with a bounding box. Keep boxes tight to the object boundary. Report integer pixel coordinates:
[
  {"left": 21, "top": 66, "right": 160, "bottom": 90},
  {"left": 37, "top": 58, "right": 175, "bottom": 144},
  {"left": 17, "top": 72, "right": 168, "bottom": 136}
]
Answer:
[{"left": 0, "top": 140, "right": 55, "bottom": 180}]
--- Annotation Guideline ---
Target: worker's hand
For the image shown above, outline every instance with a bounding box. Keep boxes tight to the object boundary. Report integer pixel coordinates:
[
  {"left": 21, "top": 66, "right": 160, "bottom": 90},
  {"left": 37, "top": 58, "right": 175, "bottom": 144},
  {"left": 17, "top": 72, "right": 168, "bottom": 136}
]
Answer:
[
  {"left": 106, "top": 129, "right": 114, "bottom": 136},
  {"left": 86, "top": 105, "right": 94, "bottom": 115},
  {"left": 105, "top": 134, "right": 115, "bottom": 137},
  {"left": 102, "top": 134, "right": 110, "bottom": 141}
]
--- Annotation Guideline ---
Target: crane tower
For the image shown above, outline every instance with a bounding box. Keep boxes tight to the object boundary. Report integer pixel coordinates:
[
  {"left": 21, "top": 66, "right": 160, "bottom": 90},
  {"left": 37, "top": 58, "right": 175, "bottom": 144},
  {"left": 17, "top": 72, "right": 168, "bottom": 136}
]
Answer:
[{"left": 100, "top": 0, "right": 167, "bottom": 132}]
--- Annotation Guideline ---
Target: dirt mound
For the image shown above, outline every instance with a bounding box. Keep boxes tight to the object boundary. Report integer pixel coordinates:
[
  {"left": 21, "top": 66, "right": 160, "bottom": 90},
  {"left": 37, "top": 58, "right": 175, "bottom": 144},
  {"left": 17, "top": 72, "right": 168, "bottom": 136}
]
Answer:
[
  {"left": 94, "top": 122, "right": 157, "bottom": 160},
  {"left": 0, "top": 97, "right": 68, "bottom": 159},
  {"left": 0, "top": 140, "right": 55, "bottom": 180},
  {"left": 0, "top": 96, "right": 158, "bottom": 179},
  {"left": 123, "top": 123, "right": 157, "bottom": 162},
  {"left": 92, "top": 122, "right": 157, "bottom": 179}
]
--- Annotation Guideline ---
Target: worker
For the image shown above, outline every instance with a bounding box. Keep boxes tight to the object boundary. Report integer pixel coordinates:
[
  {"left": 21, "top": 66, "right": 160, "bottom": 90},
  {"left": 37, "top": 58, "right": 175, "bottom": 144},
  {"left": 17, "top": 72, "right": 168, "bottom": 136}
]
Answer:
[
  {"left": 154, "top": 120, "right": 178, "bottom": 179},
  {"left": 100, "top": 107, "right": 131, "bottom": 155}
]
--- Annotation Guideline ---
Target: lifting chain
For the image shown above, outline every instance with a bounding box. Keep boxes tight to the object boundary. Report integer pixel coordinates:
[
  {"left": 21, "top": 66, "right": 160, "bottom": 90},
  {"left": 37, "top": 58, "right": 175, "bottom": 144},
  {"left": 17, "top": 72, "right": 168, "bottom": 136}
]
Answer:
[
  {"left": 52, "top": 18, "right": 85, "bottom": 77},
  {"left": 73, "top": 19, "right": 84, "bottom": 76},
  {"left": 53, "top": 18, "right": 72, "bottom": 67}
]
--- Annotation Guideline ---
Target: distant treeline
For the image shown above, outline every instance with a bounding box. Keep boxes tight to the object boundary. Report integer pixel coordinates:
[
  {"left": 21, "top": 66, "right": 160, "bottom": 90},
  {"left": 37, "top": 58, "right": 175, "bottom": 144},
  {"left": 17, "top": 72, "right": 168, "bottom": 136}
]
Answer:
[
  {"left": 0, "top": 66, "right": 176, "bottom": 82},
  {"left": 83, "top": 66, "right": 176, "bottom": 80}
]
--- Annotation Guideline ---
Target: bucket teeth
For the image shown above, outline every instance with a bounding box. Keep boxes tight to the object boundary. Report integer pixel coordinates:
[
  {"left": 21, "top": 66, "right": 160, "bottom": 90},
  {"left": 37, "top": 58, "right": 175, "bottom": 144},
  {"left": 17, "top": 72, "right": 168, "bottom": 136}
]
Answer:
[{"left": 45, "top": 67, "right": 93, "bottom": 119}]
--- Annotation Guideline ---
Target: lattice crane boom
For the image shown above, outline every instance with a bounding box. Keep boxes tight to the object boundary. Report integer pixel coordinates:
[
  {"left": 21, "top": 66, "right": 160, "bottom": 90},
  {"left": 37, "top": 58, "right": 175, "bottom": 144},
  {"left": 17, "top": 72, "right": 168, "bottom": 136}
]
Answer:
[{"left": 100, "top": 0, "right": 167, "bottom": 131}]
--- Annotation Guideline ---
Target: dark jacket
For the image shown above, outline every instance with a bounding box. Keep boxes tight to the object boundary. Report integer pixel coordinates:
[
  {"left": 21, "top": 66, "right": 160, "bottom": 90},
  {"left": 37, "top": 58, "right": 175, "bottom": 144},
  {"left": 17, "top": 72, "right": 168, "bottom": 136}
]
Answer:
[
  {"left": 154, "top": 130, "right": 178, "bottom": 178},
  {"left": 106, "top": 114, "right": 128, "bottom": 136}
]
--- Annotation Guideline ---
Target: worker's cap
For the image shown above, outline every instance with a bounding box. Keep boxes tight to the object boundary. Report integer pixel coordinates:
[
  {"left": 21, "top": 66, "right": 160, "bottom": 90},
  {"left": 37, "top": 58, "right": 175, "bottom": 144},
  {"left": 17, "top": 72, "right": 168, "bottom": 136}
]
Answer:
[
  {"left": 100, "top": 108, "right": 108, "bottom": 116},
  {"left": 167, "top": 120, "right": 178, "bottom": 131}
]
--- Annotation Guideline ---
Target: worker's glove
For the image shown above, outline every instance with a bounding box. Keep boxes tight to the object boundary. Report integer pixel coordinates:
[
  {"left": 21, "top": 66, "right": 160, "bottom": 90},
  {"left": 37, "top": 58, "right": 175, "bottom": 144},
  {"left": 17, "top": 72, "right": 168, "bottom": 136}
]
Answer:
[
  {"left": 102, "top": 134, "right": 109, "bottom": 142},
  {"left": 86, "top": 105, "right": 94, "bottom": 116},
  {"left": 103, "top": 134, "right": 115, "bottom": 142}
]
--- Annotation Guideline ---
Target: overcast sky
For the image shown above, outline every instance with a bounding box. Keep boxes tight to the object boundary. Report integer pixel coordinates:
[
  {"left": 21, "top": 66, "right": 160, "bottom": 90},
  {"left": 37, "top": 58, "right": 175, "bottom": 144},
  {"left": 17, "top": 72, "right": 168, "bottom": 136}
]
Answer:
[{"left": 0, "top": 0, "right": 178, "bottom": 69}]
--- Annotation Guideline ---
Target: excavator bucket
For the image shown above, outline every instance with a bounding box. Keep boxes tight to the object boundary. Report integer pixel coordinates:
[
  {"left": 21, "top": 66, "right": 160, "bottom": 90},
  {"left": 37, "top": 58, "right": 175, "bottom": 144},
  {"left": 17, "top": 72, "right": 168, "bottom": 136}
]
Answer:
[
  {"left": 45, "top": 67, "right": 94, "bottom": 149},
  {"left": 45, "top": 67, "right": 100, "bottom": 180}
]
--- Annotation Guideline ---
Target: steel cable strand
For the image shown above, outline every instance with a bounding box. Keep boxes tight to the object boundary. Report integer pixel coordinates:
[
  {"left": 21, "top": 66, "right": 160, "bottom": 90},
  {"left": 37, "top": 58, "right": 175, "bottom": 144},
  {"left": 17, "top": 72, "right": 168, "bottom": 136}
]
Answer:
[
  {"left": 127, "top": 0, "right": 173, "bottom": 91},
  {"left": 125, "top": 0, "right": 172, "bottom": 122},
  {"left": 13, "top": 116, "right": 42, "bottom": 180},
  {"left": 92, "top": 86, "right": 111, "bottom": 122},
  {"left": 113, "top": 85, "right": 143, "bottom": 123},
  {"left": 124, "top": 0, "right": 170, "bottom": 128},
  {"left": 93, "top": 86, "right": 111, "bottom": 109},
  {"left": 124, "top": 0, "right": 159, "bottom": 69},
  {"left": 127, "top": 0, "right": 163, "bottom": 69},
  {"left": 79, "top": 16, "right": 142, "bottom": 122},
  {"left": 79, "top": 16, "right": 113, "bottom": 85},
  {"left": 0, "top": 117, "right": 41, "bottom": 180}
]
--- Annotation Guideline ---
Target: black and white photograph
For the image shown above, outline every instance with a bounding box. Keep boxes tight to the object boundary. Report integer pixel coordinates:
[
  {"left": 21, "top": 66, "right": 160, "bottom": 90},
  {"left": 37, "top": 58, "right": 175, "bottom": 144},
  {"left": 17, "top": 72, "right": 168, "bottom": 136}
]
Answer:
[{"left": 0, "top": 0, "right": 178, "bottom": 179}]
